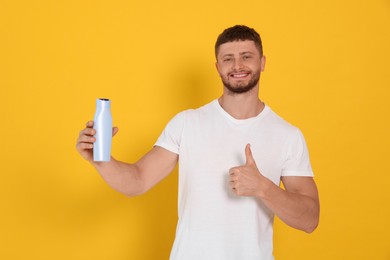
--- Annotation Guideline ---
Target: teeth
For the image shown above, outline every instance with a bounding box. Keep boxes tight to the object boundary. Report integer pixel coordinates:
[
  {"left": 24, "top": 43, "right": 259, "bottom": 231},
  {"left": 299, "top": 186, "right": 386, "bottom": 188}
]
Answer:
[{"left": 232, "top": 73, "right": 248, "bottom": 78}]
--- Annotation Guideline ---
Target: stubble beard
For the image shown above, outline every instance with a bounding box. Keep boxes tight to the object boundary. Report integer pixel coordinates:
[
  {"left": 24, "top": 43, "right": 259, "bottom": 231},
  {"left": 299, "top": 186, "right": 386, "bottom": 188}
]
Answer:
[{"left": 222, "top": 70, "right": 261, "bottom": 94}]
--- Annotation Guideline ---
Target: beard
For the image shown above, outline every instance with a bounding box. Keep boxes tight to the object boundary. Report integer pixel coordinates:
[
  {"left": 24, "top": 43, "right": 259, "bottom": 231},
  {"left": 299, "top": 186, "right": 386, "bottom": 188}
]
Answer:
[{"left": 221, "top": 70, "right": 261, "bottom": 94}]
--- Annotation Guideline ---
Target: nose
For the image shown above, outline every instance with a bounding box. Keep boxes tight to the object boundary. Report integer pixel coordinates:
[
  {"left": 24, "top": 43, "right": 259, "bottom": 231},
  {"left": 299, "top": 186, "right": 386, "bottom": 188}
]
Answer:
[{"left": 232, "top": 58, "right": 244, "bottom": 70}]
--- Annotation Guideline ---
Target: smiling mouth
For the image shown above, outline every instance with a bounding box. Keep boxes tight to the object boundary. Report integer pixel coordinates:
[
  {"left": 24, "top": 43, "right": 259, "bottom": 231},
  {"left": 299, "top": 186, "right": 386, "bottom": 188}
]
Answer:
[{"left": 230, "top": 72, "right": 250, "bottom": 79}]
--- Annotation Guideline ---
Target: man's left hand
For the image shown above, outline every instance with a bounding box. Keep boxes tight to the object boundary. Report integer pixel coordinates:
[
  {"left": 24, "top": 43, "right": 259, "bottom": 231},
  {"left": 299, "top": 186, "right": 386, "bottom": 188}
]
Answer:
[{"left": 229, "top": 144, "right": 268, "bottom": 197}]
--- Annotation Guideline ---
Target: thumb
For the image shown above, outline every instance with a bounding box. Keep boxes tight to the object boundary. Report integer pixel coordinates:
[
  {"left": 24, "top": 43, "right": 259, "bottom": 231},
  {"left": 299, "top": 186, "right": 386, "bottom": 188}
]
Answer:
[
  {"left": 112, "top": 126, "right": 119, "bottom": 137},
  {"left": 245, "top": 144, "right": 256, "bottom": 166}
]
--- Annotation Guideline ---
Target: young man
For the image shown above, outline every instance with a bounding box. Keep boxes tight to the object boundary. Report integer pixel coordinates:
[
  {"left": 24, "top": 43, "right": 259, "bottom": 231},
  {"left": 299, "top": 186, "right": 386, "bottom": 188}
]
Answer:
[{"left": 76, "top": 25, "right": 319, "bottom": 260}]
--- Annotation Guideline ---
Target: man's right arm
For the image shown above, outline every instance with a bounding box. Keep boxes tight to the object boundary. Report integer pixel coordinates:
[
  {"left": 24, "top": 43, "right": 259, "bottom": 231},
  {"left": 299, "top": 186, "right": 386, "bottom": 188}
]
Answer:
[{"left": 76, "top": 121, "right": 178, "bottom": 196}]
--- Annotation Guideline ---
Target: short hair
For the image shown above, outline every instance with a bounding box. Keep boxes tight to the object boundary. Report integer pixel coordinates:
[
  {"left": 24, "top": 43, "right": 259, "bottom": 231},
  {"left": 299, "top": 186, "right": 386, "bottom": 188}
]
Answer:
[{"left": 215, "top": 25, "right": 263, "bottom": 58}]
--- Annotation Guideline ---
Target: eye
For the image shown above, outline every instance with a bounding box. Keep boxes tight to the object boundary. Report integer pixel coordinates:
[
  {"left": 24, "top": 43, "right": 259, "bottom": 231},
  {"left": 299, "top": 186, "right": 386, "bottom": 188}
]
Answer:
[
  {"left": 243, "top": 55, "right": 252, "bottom": 60},
  {"left": 223, "top": 58, "right": 232, "bottom": 62}
]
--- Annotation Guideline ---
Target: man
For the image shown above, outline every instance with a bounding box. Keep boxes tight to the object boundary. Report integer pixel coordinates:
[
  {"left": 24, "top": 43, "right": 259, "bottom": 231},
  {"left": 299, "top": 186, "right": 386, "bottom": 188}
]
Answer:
[{"left": 76, "top": 25, "right": 319, "bottom": 260}]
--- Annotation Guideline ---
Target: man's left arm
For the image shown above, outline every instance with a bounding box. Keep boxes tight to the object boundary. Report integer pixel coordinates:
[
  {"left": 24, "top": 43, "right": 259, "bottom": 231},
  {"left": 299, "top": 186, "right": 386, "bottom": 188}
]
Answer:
[
  {"left": 261, "top": 175, "right": 319, "bottom": 233},
  {"left": 229, "top": 144, "right": 320, "bottom": 233}
]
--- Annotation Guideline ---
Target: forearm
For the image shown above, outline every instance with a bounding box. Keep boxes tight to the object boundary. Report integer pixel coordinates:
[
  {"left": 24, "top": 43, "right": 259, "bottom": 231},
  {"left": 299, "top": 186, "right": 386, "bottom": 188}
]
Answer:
[
  {"left": 77, "top": 123, "right": 176, "bottom": 196},
  {"left": 257, "top": 178, "right": 319, "bottom": 233},
  {"left": 91, "top": 157, "right": 145, "bottom": 196}
]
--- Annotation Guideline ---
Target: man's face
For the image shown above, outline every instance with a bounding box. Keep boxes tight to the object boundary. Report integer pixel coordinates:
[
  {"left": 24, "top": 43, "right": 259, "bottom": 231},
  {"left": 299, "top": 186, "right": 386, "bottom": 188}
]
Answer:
[{"left": 216, "top": 40, "right": 265, "bottom": 94}]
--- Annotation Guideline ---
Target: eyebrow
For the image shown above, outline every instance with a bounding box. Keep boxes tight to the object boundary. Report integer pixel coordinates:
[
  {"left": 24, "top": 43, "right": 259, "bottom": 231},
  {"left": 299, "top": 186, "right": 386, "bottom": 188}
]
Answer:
[
  {"left": 221, "top": 51, "right": 255, "bottom": 58},
  {"left": 239, "top": 51, "right": 255, "bottom": 56}
]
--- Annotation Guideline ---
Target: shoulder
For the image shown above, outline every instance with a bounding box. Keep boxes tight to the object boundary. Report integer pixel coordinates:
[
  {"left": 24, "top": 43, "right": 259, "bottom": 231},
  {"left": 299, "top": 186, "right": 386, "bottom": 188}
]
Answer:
[
  {"left": 263, "top": 105, "right": 300, "bottom": 136},
  {"left": 175, "top": 100, "right": 217, "bottom": 120}
]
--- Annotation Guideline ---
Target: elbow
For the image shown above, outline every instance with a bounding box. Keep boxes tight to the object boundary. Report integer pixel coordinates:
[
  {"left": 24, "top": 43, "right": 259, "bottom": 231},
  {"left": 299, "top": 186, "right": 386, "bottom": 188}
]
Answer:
[
  {"left": 304, "top": 222, "right": 318, "bottom": 234},
  {"left": 124, "top": 190, "right": 143, "bottom": 198},
  {"left": 122, "top": 178, "right": 148, "bottom": 197},
  {"left": 122, "top": 165, "right": 148, "bottom": 197},
  {"left": 123, "top": 183, "right": 147, "bottom": 197},
  {"left": 304, "top": 200, "right": 320, "bottom": 233},
  {"left": 304, "top": 215, "right": 319, "bottom": 234}
]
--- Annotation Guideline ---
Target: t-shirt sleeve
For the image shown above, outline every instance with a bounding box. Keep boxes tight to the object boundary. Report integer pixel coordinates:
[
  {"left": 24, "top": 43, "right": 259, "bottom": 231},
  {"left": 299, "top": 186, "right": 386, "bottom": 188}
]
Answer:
[
  {"left": 154, "top": 111, "right": 186, "bottom": 154},
  {"left": 281, "top": 129, "right": 314, "bottom": 177}
]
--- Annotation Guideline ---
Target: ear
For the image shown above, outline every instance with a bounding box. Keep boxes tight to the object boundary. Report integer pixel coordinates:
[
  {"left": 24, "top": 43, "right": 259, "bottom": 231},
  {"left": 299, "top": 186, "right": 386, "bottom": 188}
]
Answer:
[
  {"left": 260, "top": 56, "right": 266, "bottom": 72},
  {"left": 215, "top": 61, "right": 222, "bottom": 76}
]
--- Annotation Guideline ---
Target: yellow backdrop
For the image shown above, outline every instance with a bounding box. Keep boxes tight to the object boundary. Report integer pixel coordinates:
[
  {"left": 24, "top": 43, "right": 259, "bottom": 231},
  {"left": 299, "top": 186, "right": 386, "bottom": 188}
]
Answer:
[{"left": 1, "top": 0, "right": 389, "bottom": 259}]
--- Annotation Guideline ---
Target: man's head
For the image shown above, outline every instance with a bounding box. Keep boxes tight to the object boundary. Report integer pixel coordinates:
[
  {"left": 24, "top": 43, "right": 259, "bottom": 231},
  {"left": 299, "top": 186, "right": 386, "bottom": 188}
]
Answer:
[
  {"left": 215, "top": 25, "right": 263, "bottom": 58},
  {"left": 215, "top": 25, "right": 265, "bottom": 94}
]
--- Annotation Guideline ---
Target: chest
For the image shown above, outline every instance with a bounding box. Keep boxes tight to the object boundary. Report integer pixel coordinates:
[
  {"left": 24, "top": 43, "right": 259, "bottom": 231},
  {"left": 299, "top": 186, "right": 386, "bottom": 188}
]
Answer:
[{"left": 178, "top": 116, "right": 287, "bottom": 185}]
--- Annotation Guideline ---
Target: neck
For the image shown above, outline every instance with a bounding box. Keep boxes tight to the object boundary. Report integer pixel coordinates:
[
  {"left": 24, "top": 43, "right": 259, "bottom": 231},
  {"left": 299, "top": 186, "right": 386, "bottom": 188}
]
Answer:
[{"left": 218, "top": 89, "right": 264, "bottom": 120}]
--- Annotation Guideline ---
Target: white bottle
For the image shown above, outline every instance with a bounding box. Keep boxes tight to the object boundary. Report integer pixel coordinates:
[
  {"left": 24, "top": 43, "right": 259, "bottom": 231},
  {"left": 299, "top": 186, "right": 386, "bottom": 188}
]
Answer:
[{"left": 93, "top": 98, "right": 112, "bottom": 162}]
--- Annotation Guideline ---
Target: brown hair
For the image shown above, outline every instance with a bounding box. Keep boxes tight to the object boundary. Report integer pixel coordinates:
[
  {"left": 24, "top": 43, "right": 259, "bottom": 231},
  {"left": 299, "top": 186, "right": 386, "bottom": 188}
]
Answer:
[{"left": 215, "top": 25, "right": 263, "bottom": 58}]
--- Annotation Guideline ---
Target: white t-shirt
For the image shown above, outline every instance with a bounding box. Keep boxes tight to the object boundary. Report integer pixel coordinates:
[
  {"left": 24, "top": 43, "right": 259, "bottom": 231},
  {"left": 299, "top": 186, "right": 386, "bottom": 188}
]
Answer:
[{"left": 155, "top": 99, "right": 313, "bottom": 260}]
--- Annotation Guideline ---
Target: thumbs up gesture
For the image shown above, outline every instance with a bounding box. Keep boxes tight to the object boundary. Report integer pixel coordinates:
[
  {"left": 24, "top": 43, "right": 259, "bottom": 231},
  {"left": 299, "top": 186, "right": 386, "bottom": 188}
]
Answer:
[{"left": 229, "top": 144, "right": 267, "bottom": 197}]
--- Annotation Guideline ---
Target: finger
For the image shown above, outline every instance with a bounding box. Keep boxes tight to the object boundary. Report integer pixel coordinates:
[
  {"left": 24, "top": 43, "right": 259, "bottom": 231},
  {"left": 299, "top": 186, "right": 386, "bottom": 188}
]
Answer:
[
  {"left": 229, "top": 174, "right": 238, "bottom": 182},
  {"left": 78, "top": 135, "right": 96, "bottom": 144},
  {"left": 112, "top": 126, "right": 119, "bottom": 137},
  {"left": 230, "top": 183, "right": 238, "bottom": 194},
  {"left": 86, "top": 120, "right": 94, "bottom": 127},
  {"left": 79, "top": 127, "right": 96, "bottom": 137},
  {"left": 245, "top": 143, "right": 256, "bottom": 166},
  {"left": 229, "top": 167, "right": 240, "bottom": 175},
  {"left": 76, "top": 142, "right": 93, "bottom": 150}
]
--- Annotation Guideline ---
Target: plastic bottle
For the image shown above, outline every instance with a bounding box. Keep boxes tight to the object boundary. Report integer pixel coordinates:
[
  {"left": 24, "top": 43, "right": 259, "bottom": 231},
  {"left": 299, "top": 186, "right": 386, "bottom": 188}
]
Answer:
[{"left": 93, "top": 98, "right": 112, "bottom": 162}]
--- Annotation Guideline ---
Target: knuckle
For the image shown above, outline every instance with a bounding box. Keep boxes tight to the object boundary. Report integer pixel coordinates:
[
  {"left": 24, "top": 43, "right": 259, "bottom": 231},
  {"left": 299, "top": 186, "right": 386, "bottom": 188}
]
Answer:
[{"left": 83, "top": 143, "right": 92, "bottom": 149}]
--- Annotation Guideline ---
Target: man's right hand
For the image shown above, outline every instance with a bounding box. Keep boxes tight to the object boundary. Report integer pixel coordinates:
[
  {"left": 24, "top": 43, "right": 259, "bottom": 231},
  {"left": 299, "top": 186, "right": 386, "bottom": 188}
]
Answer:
[{"left": 76, "top": 120, "right": 119, "bottom": 162}]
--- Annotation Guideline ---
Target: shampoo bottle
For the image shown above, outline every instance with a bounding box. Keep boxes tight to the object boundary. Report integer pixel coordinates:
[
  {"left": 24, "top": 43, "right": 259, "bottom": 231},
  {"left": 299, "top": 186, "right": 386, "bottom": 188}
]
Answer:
[{"left": 93, "top": 98, "right": 112, "bottom": 162}]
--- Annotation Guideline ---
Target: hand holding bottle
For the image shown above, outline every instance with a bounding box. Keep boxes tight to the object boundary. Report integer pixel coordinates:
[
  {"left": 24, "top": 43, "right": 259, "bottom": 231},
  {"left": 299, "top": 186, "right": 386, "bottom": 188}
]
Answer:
[
  {"left": 76, "top": 121, "right": 119, "bottom": 162},
  {"left": 76, "top": 98, "right": 118, "bottom": 162}
]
